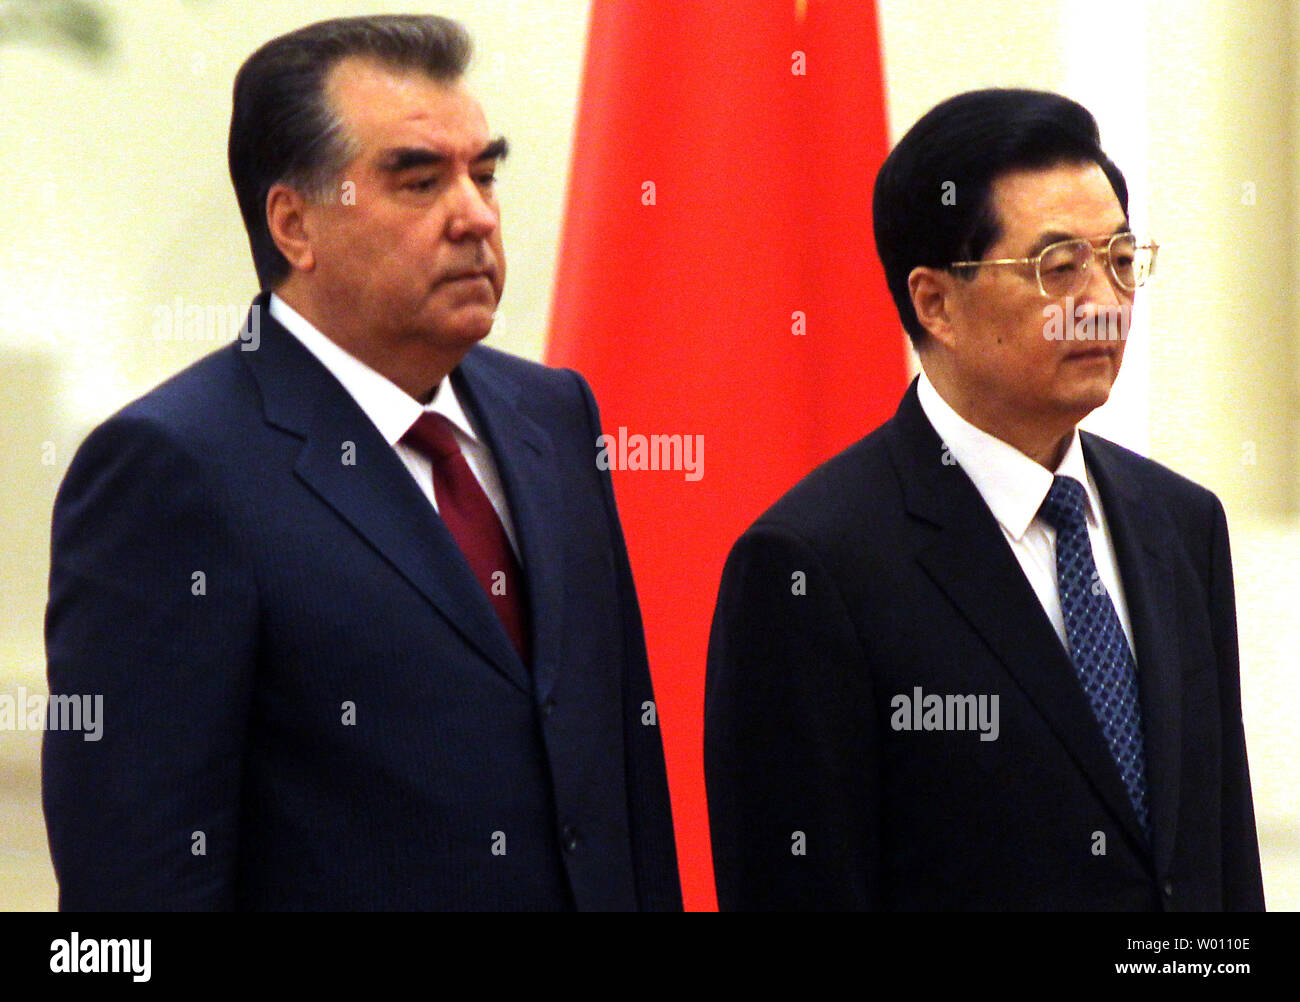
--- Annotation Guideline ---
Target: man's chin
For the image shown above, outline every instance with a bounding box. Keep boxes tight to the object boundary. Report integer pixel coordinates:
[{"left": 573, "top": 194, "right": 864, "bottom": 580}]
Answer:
[
  {"left": 1062, "top": 352, "right": 1121, "bottom": 397},
  {"left": 428, "top": 307, "right": 497, "bottom": 347},
  {"left": 1057, "top": 378, "right": 1116, "bottom": 421}
]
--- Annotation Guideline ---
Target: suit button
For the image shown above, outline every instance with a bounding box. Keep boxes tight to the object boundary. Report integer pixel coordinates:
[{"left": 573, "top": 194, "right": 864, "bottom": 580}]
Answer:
[
  {"left": 541, "top": 697, "right": 555, "bottom": 718},
  {"left": 561, "top": 824, "right": 578, "bottom": 852},
  {"left": 1162, "top": 879, "right": 1174, "bottom": 898}
]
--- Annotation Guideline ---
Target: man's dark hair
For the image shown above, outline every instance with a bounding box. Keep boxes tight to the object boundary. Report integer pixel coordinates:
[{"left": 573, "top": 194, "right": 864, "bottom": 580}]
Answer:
[
  {"left": 872, "top": 88, "right": 1129, "bottom": 348},
  {"left": 228, "top": 15, "right": 472, "bottom": 290}
]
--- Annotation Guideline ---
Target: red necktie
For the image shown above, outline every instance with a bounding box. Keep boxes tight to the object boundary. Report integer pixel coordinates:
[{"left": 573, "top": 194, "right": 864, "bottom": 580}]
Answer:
[{"left": 402, "top": 412, "right": 529, "bottom": 663}]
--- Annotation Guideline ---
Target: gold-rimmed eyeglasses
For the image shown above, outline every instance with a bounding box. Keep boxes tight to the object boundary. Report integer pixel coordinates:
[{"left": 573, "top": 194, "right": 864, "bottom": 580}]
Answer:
[{"left": 949, "top": 231, "right": 1158, "bottom": 298}]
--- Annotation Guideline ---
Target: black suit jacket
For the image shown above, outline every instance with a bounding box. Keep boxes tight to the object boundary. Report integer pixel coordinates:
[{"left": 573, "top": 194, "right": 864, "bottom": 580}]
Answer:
[
  {"left": 44, "top": 294, "right": 682, "bottom": 910},
  {"left": 705, "top": 378, "right": 1264, "bottom": 910}
]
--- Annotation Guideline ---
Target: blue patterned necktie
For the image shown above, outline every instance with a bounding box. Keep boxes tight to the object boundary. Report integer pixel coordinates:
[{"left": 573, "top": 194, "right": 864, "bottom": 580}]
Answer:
[{"left": 1038, "top": 475, "right": 1150, "bottom": 840}]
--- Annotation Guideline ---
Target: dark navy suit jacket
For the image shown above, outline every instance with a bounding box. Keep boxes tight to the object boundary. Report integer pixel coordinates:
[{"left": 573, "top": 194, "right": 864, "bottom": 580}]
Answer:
[
  {"left": 706, "top": 378, "right": 1264, "bottom": 910},
  {"left": 44, "top": 294, "right": 682, "bottom": 910}
]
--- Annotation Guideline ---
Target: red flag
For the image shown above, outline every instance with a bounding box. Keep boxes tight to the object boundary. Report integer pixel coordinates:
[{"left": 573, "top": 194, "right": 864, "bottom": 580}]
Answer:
[{"left": 547, "top": 0, "right": 905, "bottom": 910}]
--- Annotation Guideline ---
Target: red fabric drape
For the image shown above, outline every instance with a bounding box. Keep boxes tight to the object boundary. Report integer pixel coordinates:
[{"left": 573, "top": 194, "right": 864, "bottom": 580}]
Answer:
[{"left": 547, "top": 0, "right": 904, "bottom": 910}]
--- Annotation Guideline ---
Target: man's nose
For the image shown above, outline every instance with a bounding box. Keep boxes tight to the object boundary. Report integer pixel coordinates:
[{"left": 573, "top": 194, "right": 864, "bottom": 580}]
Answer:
[
  {"left": 1079, "top": 248, "right": 1125, "bottom": 306},
  {"left": 446, "top": 174, "right": 498, "bottom": 239},
  {"left": 1072, "top": 248, "right": 1131, "bottom": 341}
]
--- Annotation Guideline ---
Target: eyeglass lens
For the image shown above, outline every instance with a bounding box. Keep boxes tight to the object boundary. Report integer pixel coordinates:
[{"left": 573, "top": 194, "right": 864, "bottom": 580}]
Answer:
[{"left": 1039, "top": 234, "right": 1154, "bottom": 296}]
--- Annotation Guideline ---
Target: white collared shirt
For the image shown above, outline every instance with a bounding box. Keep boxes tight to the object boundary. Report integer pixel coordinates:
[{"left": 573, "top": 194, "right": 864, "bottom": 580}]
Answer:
[
  {"left": 916, "top": 367, "right": 1135, "bottom": 656},
  {"left": 269, "top": 293, "right": 521, "bottom": 558}
]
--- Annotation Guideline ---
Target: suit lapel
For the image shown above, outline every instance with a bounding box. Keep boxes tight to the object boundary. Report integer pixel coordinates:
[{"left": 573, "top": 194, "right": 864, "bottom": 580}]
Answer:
[
  {"left": 886, "top": 381, "right": 1151, "bottom": 851},
  {"left": 454, "top": 353, "right": 566, "bottom": 702},
  {"left": 1083, "top": 434, "right": 1183, "bottom": 874},
  {"left": 240, "top": 297, "right": 530, "bottom": 694}
]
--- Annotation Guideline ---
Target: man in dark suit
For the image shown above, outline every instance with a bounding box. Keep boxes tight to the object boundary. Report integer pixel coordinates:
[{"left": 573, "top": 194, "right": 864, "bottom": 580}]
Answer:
[
  {"left": 43, "top": 14, "right": 681, "bottom": 911},
  {"left": 705, "top": 89, "right": 1264, "bottom": 910}
]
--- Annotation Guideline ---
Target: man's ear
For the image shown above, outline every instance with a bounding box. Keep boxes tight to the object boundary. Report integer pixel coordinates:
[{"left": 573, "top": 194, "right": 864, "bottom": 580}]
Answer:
[
  {"left": 266, "top": 183, "right": 315, "bottom": 273},
  {"left": 908, "top": 266, "right": 961, "bottom": 351}
]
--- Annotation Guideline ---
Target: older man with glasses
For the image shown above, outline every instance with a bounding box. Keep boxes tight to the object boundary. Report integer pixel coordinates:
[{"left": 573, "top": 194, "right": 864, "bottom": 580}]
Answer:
[{"left": 705, "top": 88, "right": 1264, "bottom": 912}]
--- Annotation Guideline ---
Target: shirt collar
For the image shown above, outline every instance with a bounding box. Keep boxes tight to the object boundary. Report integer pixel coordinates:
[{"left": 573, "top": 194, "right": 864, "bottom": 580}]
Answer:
[
  {"left": 269, "top": 293, "right": 479, "bottom": 445},
  {"left": 427, "top": 377, "right": 479, "bottom": 443},
  {"left": 915, "top": 367, "right": 1102, "bottom": 540}
]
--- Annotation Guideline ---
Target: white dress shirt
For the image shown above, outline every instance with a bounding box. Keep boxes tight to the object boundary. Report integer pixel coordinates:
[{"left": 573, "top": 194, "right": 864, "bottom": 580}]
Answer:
[
  {"left": 916, "top": 367, "right": 1135, "bottom": 656},
  {"left": 269, "top": 293, "right": 521, "bottom": 558}
]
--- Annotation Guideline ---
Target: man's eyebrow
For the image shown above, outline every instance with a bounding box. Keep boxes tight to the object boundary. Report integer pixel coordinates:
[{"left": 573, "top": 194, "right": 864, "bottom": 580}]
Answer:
[
  {"left": 1024, "top": 222, "right": 1131, "bottom": 257},
  {"left": 476, "top": 136, "right": 509, "bottom": 163},
  {"left": 378, "top": 148, "right": 446, "bottom": 172},
  {"left": 377, "top": 136, "right": 509, "bottom": 173}
]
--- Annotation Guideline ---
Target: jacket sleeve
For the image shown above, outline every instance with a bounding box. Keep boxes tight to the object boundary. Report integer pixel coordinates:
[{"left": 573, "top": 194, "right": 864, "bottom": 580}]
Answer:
[
  {"left": 1205, "top": 495, "right": 1266, "bottom": 910},
  {"left": 705, "top": 522, "right": 881, "bottom": 910},
  {"left": 43, "top": 412, "right": 258, "bottom": 910},
  {"left": 570, "top": 370, "right": 683, "bottom": 911}
]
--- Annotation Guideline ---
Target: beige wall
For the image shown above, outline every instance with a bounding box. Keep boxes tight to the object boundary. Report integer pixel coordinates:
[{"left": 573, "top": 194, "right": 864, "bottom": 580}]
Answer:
[
  {"left": 1143, "top": 1, "right": 1297, "bottom": 512},
  {"left": 2, "top": 0, "right": 1296, "bottom": 909}
]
